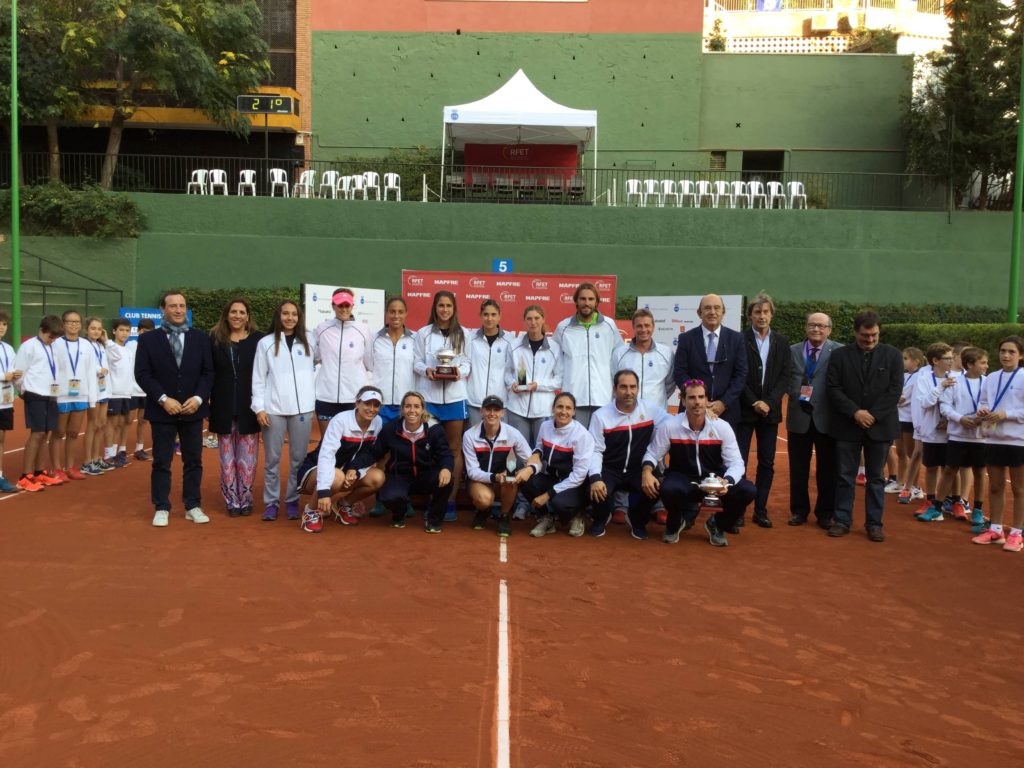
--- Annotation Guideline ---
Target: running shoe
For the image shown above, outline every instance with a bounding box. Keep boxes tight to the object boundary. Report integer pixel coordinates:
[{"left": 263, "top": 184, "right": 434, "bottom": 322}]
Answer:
[
  {"left": 910, "top": 486, "right": 925, "bottom": 501},
  {"left": 589, "top": 520, "right": 607, "bottom": 538},
  {"left": 15, "top": 476, "right": 41, "bottom": 492},
  {"left": 185, "top": 507, "right": 210, "bottom": 524},
  {"left": 611, "top": 509, "right": 627, "bottom": 525},
  {"left": 285, "top": 501, "right": 300, "bottom": 520},
  {"left": 1003, "top": 531, "right": 1023, "bottom": 552},
  {"left": 66, "top": 466, "right": 88, "bottom": 481},
  {"left": 662, "top": 526, "right": 681, "bottom": 544},
  {"left": 530, "top": 516, "right": 556, "bottom": 537},
  {"left": 390, "top": 516, "right": 406, "bottom": 529},
  {"left": 856, "top": 472, "right": 867, "bottom": 486},
  {"left": 332, "top": 501, "right": 359, "bottom": 525},
  {"left": 497, "top": 519, "right": 511, "bottom": 538},
  {"left": 970, "top": 508, "right": 989, "bottom": 534},
  {"left": 884, "top": 479, "right": 902, "bottom": 494},
  {"left": 950, "top": 501, "right": 968, "bottom": 520},
  {"left": 512, "top": 502, "right": 529, "bottom": 521},
  {"left": 203, "top": 434, "right": 219, "bottom": 449},
  {"left": 134, "top": 449, "right": 150, "bottom": 461},
  {"left": 941, "top": 498, "right": 954, "bottom": 514},
  {"left": 972, "top": 529, "right": 1006, "bottom": 545},
  {"left": 915, "top": 507, "right": 944, "bottom": 522},
  {"left": 96, "top": 460, "right": 116, "bottom": 472},
  {"left": 301, "top": 506, "right": 323, "bottom": 533},
  {"left": 262, "top": 503, "right": 279, "bottom": 522},
  {"left": 49, "top": 469, "right": 69, "bottom": 484},
  {"left": 914, "top": 502, "right": 933, "bottom": 517},
  {"left": 115, "top": 450, "right": 129, "bottom": 467},
  {"left": 471, "top": 510, "right": 488, "bottom": 530},
  {"left": 897, "top": 488, "right": 911, "bottom": 504},
  {"left": 443, "top": 501, "right": 457, "bottom": 523},
  {"left": 79, "top": 463, "right": 101, "bottom": 477},
  {"left": 629, "top": 522, "right": 649, "bottom": 541},
  {"left": 33, "top": 472, "right": 63, "bottom": 487},
  {"left": 0, "top": 477, "right": 17, "bottom": 493},
  {"left": 369, "top": 501, "right": 387, "bottom": 518},
  {"left": 568, "top": 514, "right": 585, "bottom": 538},
  {"left": 425, "top": 522, "right": 442, "bottom": 534},
  {"left": 152, "top": 509, "right": 170, "bottom": 527}
]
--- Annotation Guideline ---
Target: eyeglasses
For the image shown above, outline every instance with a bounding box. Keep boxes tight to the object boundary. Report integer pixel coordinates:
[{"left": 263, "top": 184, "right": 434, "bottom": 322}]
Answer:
[
  {"left": 939, "top": 356, "right": 955, "bottom": 361},
  {"left": 806, "top": 323, "right": 830, "bottom": 329}
]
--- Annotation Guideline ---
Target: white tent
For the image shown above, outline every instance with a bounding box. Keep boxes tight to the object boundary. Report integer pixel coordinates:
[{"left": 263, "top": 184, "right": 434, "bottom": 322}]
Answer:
[{"left": 440, "top": 69, "right": 598, "bottom": 202}]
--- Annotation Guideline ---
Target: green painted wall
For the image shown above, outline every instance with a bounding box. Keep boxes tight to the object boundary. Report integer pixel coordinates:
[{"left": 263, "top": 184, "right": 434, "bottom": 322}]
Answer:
[
  {"left": 125, "top": 194, "right": 1014, "bottom": 310},
  {"left": 699, "top": 53, "right": 911, "bottom": 173},
  {"left": 311, "top": 32, "right": 705, "bottom": 168}
]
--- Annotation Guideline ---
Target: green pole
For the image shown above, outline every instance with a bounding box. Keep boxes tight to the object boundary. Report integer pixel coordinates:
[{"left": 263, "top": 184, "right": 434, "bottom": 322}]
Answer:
[
  {"left": 1011, "top": 33, "right": 1024, "bottom": 324},
  {"left": 9, "top": 0, "right": 20, "bottom": 347}
]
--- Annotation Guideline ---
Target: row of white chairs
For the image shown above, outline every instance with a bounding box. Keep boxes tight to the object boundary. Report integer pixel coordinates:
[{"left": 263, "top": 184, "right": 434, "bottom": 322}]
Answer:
[
  {"left": 623, "top": 179, "right": 808, "bottom": 209},
  {"left": 185, "top": 169, "right": 402, "bottom": 200}
]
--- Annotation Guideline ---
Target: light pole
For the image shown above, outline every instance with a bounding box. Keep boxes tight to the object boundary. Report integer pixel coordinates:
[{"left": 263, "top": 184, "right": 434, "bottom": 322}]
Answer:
[{"left": 9, "top": 0, "right": 20, "bottom": 346}]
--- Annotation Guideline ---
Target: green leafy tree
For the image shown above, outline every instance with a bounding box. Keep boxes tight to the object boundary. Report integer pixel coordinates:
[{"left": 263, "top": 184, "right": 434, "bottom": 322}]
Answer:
[{"left": 74, "top": 0, "right": 270, "bottom": 189}]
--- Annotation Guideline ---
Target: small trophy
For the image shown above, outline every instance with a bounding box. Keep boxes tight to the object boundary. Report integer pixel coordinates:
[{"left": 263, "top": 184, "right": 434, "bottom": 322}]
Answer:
[
  {"left": 434, "top": 347, "right": 459, "bottom": 380},
  {"left": 517, "top": 361, "right": 528, "bottom": 387},
  {"left": 693, "top": 473, "right": 731, "bottom": 507}
]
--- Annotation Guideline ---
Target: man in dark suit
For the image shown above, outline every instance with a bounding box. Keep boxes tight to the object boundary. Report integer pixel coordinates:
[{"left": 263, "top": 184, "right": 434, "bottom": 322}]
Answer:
[
  {"left": 826, "top": 310, "right": 903, "bottom": 542},
  {"left": 787, "top": 312, "right": 841, "bottom": 529},
  {"left": 736, "top": 292, "right": 791, "bottom": 529},
  {"left": 135, "top": 290, "right": 215, "bottom": 528},
  {"left": 672, "top": 293, "right": 747, "bottom": 426}
]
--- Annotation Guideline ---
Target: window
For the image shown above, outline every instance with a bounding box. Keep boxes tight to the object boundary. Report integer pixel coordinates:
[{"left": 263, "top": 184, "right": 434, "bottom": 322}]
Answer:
[{"left": 254, "top": 0, "right": 296, "bottom": 88}]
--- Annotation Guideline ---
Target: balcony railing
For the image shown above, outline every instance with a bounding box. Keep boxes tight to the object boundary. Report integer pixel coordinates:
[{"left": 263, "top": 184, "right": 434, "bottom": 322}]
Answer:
[
  {"left": 706, "top": 0, "right": 939, "bottom": 12},
  {"left": 1, "top": 152, "right": 947, "bottom": 212}
]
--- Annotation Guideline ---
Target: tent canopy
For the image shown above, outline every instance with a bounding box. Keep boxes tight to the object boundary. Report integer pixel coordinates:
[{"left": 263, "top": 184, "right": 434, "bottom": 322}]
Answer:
[{"left": 442, "top": 69, "right": 597, "bottom": 149}]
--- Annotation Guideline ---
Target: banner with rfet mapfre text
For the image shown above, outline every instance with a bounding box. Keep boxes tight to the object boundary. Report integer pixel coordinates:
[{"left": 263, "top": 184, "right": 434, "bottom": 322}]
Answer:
[{"left": 402, "top": 271, "right": 617, "bottom": 333}]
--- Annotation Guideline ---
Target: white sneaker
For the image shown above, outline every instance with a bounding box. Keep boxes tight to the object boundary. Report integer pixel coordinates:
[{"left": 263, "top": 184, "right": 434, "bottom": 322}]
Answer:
[
  {"left": 185, "top": 507, "right": 210, "bottom": 524},
  {"left": 568, "top": 514, "right": 585, "bottom": 537},
  {"left": 530, "top": 516, "right": 556, "bottom": 537},
  {"left": 512, "top": 503, "right": 529, "bottom": 521},
  {"left": 884, "top": 479, "right": 901, "bottom": 494},
  {"left": 203, "top": 434, "right": 219, "bottom": 449},
  {"left": 911, "top": 486, "right": 925, "bottom": 501},
  {"left": 152, "top": 509, "right": 170, "bottom": 527}
]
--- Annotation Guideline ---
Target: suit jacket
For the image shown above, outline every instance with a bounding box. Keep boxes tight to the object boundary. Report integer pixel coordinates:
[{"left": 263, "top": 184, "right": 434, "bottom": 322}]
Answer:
[
  {"left": 134, "top": 326, "right": 215, "bottom": 424},
  {"left": 740, "top": 328, "right": 792, "bottom": 424},
  {"left": 786, "top": 339, "right": 842, "bottom": 435},
  {"left": 672, "top": 325, "right": 748, "bottom": 425},
  {"left": 826, "top": 342, "right": 903, "bottom": 443}
]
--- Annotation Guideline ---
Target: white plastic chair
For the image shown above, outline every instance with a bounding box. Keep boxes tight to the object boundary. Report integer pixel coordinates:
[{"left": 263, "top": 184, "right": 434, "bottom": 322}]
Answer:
[
  {"left": 337, "top": 175, "right": 354, "bottom": 199},
  {"left": 237, "top": 169, "right": 256, "bottom": 196},
  {"left": 713, "top": 180, "right": 733, "bottom": 209},
  {"left": 660, "top": 179, "right": 680, "bottom": 207},
  {"left": 319, "top": 170, "right": 340, "bottom": 199},
  {"left": 269, "top": 168, "right": 290, "bottom": 197},
  {"left": 678, "top": 180, "right": 697, "bottom": 207},
  {"left": 350, "top": 173, "right": 367, "bottom": 199},
  {"left": 695, "top": 180, "right": 715, "bottom": 208},
  {"left": 642, "top": 179, "right": 663, "bottom": 207},
  {"left": 186, "top": 169, "right": 208, "bottom": 195},
  {"left": 363, "top": 171, "right": 381, "bottom": 200},
  {"left": 383, "top": 172, "right": 401, "bottom": 201},
  {"left": 788, "top": 181, "right": 808, "bottom": 209},
  {"left": 624, "top": 178, "right": 643, "bottom": 207},
  {"left": 293, "top": 169, "right": 316, "bottom": 198},
  {"left": 746, "top": 180, "right": 767, "bottom": 209},
  {"left": 767, "top": 181, "right": 787, "bottom": 209},
  {"left": 545, "top": 176, "right": 564, "bottom": 200},
  {"left": 207, "top": 169, "right": 228, "bottom": 195},
  {"left": 568, "top": 175, "right": 585, "bottom": 199},
  {"left": 495, "top": 175, "right": 515, "bottom": 199},
  {"left": 446, "top": 173, "right": 466, "bottom": 197},
  {"left": 730, "top": 180, "right": 748, "bottom": 208}
]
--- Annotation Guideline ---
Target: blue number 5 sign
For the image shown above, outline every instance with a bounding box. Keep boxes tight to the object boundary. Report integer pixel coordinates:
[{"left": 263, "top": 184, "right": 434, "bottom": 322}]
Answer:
[{"left": 492, "top": 259, "right": 513, "bottom": 274}]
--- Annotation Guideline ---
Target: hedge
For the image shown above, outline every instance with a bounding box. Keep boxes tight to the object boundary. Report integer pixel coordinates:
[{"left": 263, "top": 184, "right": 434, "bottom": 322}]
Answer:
[
  {"left": 881, "top": 323, "right": 1024, "bottom": 358},
  {"left": 182, "top": 287, "right": 300, "bottom": 333},
  {"left": 0, "top": 181, "right": 145, "bottom": 238}
]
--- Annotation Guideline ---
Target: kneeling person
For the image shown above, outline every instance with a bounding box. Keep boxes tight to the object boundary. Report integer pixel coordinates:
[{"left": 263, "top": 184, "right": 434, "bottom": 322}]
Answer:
[
  {"left": 462, "top": 396, "right": 535, "bottom": 537},
  {"left": 298, "top": 386, "right": 386, "bottom": 533},
  {"left": 641, "top": 380, "right": 755, "bottom": 546}
]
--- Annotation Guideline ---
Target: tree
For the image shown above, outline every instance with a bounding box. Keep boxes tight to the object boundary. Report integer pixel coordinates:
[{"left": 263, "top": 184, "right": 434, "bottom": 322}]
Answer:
[
  {"left": 905, "top": 0, "right": 1015, "bottom": 209},
  {"left": 74, "top": 0, "right": 270, "bottom": 189}
]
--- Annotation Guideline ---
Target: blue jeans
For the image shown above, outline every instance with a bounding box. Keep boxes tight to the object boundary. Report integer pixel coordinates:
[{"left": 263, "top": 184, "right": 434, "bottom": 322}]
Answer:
[{"left": 833, "top": 437, "right": 888, "bottom": 530}]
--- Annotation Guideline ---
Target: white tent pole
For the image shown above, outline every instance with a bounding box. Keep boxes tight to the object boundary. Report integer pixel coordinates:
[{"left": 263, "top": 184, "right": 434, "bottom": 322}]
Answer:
[
  {"left": 591, "top": 127, "right": 598, "bottom": 205},
  {"left": 439, "top": 121, "right": 447, "bottom": 203}
]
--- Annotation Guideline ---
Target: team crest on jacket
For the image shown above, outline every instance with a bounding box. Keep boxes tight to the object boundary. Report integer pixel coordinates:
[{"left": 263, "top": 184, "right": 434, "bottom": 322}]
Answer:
[
  {"left": 707, "top": 428, "right": 719, "bottom": 440},
  {"left": 349, "top": 342, "right": 354, "bottom": 348}
]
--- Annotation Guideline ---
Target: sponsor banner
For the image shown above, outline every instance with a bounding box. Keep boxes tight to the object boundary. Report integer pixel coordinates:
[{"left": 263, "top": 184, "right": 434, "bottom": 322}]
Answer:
[
  {"left": 403, "top": 271, "right": 617, "bottom": 333},
  {"left": 119, "top": 307, "right": 193, "bottom": 341},
  {"left": 464, "top": 143, "right": 578, "bottom": 185},
  {"left": 302, "top": 284, "right": 387, "bottom": 331},
  {"left": 636, "top": 294, "right": 744, "bottom": 406}
]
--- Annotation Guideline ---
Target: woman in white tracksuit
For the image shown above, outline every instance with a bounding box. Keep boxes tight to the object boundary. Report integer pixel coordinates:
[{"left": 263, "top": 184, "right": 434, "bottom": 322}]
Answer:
[
  {"left": 252, "top": 300, "right": 317, "bottom": 523},
  {"left": 505, "top": 304, "right": 562, "bottom": 447},
  {"left": 311, "top": 287, "right": 373, "bottom": 437},
  {"left": 372, "top": 296, "right": 417, "bottom": 423},
  {"left": 466, "top": 299, "right": 512, "bottom": 426}
]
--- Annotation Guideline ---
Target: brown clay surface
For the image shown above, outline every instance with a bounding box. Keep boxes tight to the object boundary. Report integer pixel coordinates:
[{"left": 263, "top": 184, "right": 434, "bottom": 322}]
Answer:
[{"left": 1, "top": 407, "right": 1022, "bottom": 767}]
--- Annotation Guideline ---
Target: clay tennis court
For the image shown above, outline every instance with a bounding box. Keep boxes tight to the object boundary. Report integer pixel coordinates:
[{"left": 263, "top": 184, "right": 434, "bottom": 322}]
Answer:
[{"left": 1, "top": 405, "right": 1021, "bottom": 768}]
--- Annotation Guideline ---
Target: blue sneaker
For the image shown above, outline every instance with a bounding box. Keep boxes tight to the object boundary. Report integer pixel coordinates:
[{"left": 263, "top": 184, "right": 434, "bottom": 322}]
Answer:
[
  {"left": 941, "top": 499, "right": 953, "bottom": 514},
  {"left": 443, "top": 501, "right": 458, "bottom": 523},
  {"left": 916, "top": 507, "right": 944, "bottom": 522},
  {"left": 970, "top": 508, "right": 989, "bottom": 534},
  {"left": 589, "top": 521, "right": 607, "bottom": 538},
  {"left": 0, "top": 477, "right": 18, "bottom": 493}
]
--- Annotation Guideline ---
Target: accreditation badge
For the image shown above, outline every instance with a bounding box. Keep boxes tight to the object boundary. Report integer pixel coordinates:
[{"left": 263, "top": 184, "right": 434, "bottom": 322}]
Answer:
[
  {"left": 97, "top": 372, "right": 107, "bottom": 393},
  {"left": 68, "top": 378, "right": 81, "bottom": 397},
  {"left": 1, "top": 382, "right": 13, "bottom": 405},
  {"left": 799, "top": 384, "right": 813, "bottom": 402}
]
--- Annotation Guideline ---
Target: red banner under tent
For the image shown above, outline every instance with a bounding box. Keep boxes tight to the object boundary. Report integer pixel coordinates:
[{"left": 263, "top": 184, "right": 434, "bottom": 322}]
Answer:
[{"left": 463, "top": 143, "right": 579, "bottom": 186}]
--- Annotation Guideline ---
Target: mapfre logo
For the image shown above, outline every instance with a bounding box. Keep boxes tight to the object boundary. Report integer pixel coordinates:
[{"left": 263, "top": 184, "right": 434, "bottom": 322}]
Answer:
[
  {"left": 469, "top": 277, "right": 487, "bottom": 288},
  {"left": 531, "top": 279, "right": 549, "bottom": 290},
  {"left": 435, "top": 279, "right": 460, "bottom": 287},
  {"left": 407, "top": 276, "right": 424, "bottom": 287},
  {"left": 500, "top": 292, "right": 517, "bottom": 303}
]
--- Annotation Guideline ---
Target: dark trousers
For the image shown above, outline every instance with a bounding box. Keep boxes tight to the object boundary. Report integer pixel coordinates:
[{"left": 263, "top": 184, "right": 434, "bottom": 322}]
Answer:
[
  {"left": 521, "top": 473, "right": 586, "bottom": 525},
  {"left": 834, "top": 437, "right": 888, "bottom": 530},
  {"left": 735, "top": 419, "right": 779, "bottom": 518},
  {"left": 592, "top": 469, "right": 656, "bottom": 526},
  {"left": 151, "top": 418, "right": 203, "bottom": 512},
  {"left": 379, "top": 470, "right": 449, "bottom": 527},
  {"left": 788, "top": 421, "right": 837, "bottom": 524},
  {"left": 659, "top": 472, "right": 756, "bottom": 533}
]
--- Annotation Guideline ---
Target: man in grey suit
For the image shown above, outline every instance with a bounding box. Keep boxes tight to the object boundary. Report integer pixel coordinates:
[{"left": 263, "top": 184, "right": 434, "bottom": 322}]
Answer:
[{"left": 786, "top": 312, "right": 841, "bottom": 528}]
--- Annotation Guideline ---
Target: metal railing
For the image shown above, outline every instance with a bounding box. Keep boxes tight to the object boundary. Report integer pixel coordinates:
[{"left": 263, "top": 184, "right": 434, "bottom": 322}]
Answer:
[
  {"left": 1, "top": 152, "right": 947, "bottom": 211},
  {"left": 706, "top": 0, "right": 934, "bottom": 12},
  {"left": 0, "top": 251, "right": 124, "bottom": 324}
]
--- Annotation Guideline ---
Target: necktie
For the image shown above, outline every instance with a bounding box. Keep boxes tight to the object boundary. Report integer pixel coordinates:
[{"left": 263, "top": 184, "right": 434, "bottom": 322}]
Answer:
[
  {"left": 707, "top": 332, "right": 717, "bottom": 369},
  {"left": 809, "top": 346, "right": 818, "bottom": 364},
  {"left": 168, "top": 330, "right": 183, "bottom": 367}
]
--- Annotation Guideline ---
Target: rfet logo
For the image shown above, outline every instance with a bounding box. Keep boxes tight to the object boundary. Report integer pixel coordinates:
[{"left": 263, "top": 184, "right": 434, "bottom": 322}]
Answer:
[
  {"left": 597, "top": 281, "right": 613, "bottom": 293},
  {"left": 407, "top": 276, "right": 424, "bottom": 287},
  {"left": 502, "top": 146, "right": 530, "bottom": 160},
  {"left": 531, "top": 279, "right": 549, "bottom": 290},
  {"left": 469, "top": 277, "right": 488, "bottom": 288},
  {"left": 560, "top": 294, "right": 576, "bottom": 305},
  {"left": 500, "top": 292, "right": 517, "bottom": 303}
]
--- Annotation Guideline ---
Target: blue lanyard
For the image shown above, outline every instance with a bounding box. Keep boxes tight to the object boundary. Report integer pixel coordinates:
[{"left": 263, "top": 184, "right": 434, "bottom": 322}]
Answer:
[
  {"left": 63, "top": 338, "right": 80, "bottom": 377},
  {"left": 964, "top": 376, "right": 981, "bottom": 412},
  {"left": 904, "top": 370, "right": 917, "bottom": 388},
  {"left": 0, "top": 343, "right": 8, "bottom": 374},
  {"left": 992, "top": 369, "right": 1020, "bottom": 412},
  {"left": 92, "top": 341, "right": 104, "bottom": 366},
  {"left": 804, "top": 342, "right": 819, "bottom": 378},
  {"left": 40, "top": 338, "right": 56, "bottom": 380}
]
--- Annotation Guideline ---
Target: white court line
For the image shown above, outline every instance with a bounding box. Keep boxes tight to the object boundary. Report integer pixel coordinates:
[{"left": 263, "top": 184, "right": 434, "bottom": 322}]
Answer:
[
  {"left": 496, "top": 579, "right": 510, "bottom": 768},
  {"left": 499, "top": 537, "right": 507, "bottom": 564}
]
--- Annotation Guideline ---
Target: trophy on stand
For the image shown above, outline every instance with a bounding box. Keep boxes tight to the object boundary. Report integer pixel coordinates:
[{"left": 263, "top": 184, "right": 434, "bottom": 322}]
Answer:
[
  {"left": 693, "top": 473, "right": 731, "bottom": 508},
  {"left": 434, "top": 347, "right": 459, "bottom": 381}
]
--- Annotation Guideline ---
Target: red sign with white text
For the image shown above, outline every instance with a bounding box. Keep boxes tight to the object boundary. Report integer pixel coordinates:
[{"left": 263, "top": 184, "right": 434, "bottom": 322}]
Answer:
[
  {"left": 464, "top": 143, "right": 578, "bottom": 185},
  {"left": 402, "top": 271, "right": 617, "bottom": 333}
]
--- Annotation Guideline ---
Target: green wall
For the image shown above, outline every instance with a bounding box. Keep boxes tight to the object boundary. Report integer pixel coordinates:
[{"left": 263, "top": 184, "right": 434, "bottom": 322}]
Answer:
[
  {"left": 125, "top": 194, "right": 1014, "bottom": 310},
  {"left": 311, "top": 32, "right": 705, "bottom": 168}
]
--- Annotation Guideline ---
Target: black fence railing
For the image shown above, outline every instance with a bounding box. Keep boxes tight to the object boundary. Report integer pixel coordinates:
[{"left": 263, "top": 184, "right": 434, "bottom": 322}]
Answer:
[{"left": 2, "top": 152, "right": 948, "bottom": 211}]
